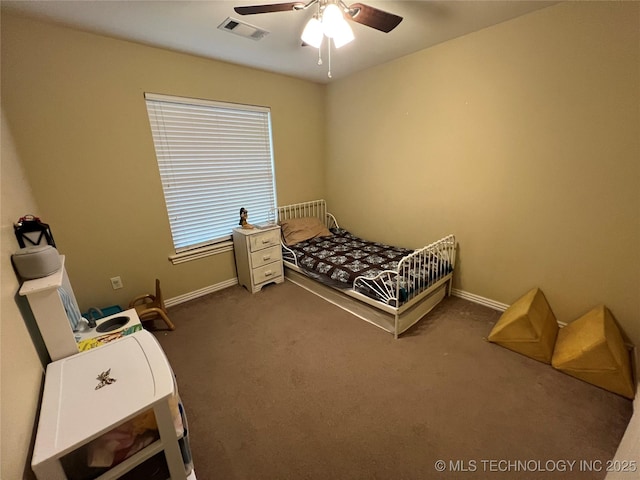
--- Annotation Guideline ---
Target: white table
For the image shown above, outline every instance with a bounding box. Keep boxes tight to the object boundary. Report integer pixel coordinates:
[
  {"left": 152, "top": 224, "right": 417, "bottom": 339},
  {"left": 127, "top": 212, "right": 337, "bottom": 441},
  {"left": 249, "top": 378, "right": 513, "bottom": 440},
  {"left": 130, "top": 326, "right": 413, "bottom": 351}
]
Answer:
[{"left": 32, "top": 330, "right": 188, "bottom": 480}]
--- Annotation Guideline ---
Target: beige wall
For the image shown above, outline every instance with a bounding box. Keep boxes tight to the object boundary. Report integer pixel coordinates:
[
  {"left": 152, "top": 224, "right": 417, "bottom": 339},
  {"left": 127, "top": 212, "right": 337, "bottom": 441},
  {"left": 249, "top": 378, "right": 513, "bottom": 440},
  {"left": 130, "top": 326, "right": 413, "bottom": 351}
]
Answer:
[
  {"left": 1, "top": 109, "right": 43, "bottom": 479},
  {"left": 1, "top": 2, "right": 639, "bottom": 476},
  {"left": 326, "top": 2, "right": 640, "bottom": 345},
  {"left": 1, "top": 13, "right": 325, "bottom": 311}
]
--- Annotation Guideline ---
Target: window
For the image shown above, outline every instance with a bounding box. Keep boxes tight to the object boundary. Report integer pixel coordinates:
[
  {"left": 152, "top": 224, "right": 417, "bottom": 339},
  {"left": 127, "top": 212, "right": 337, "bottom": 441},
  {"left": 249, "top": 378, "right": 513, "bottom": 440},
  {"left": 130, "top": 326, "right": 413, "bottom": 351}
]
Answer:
[{"left": 144, "top": 93, "right": 277, "bottom": 262}]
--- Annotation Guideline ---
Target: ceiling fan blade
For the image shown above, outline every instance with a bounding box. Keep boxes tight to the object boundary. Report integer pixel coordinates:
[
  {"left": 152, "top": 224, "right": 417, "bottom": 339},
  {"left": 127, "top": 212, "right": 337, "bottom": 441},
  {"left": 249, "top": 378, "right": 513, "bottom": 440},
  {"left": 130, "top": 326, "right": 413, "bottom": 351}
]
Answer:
[
  {"left": 234, "top": 2, "right": 306, "bottom": 15},
  {"left": 347, "top": 3, "right": 403, "bottom": 33}
]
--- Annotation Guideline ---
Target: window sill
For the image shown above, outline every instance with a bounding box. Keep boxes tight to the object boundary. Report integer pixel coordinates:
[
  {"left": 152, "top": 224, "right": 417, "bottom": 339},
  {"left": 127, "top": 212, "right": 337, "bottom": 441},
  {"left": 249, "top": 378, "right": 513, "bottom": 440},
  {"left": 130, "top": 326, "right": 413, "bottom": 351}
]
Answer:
[{"left": 168, "top": 240, "right": 234, "bottom": 265}]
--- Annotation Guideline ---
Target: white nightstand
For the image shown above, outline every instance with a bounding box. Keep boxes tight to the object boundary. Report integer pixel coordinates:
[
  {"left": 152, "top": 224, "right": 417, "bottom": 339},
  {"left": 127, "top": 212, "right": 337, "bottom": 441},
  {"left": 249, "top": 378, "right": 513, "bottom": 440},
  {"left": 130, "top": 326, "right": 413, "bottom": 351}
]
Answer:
[{"left": 232, "top": 225, "right": 284, "bottom": 293}]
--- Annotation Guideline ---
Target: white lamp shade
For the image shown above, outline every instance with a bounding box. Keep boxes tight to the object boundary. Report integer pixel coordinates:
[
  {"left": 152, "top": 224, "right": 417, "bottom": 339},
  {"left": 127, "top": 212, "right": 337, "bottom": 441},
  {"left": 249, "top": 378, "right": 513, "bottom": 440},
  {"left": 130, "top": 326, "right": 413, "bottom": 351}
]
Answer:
[
  {"left": 332, "top": 19, "right": 354, "bottom": 48},
  {"left": 301, "top": 17, "right": 323, "bottom": 48},
  {"left": 321, "top": 3, "right": 344, "bottom": 38}
]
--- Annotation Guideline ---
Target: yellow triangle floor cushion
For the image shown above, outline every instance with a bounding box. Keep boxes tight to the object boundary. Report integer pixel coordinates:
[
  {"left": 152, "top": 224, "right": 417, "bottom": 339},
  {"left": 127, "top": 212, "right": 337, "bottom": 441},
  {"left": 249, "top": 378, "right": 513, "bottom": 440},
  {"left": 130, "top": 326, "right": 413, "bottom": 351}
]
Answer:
[
  {"left": 488, "top": 288, "right": 559, "bottom": 363},
  {"left": 551, "top": 305, "right": 635, "bottom": 399}
]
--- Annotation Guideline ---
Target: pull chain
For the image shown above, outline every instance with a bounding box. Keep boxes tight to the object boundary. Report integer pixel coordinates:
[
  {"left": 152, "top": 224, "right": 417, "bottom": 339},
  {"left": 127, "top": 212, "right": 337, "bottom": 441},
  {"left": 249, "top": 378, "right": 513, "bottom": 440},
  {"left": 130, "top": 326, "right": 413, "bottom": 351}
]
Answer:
[{"left": 327, "top": 39, "right": 332, "bottom": 79}]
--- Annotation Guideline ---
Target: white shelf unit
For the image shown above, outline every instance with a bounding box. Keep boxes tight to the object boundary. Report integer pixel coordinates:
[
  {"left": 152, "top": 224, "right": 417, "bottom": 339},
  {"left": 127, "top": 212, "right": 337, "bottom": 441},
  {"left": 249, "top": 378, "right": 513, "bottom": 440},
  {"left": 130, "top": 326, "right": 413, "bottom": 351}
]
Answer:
[{"left": 19, "top": 255, "right": 80, "bottom": 361}]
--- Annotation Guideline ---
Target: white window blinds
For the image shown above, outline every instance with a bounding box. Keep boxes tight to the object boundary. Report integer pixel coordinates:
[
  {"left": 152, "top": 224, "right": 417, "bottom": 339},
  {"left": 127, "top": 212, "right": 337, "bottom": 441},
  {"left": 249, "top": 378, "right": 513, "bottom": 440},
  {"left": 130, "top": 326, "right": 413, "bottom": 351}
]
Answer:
[{"left": 144, "top": 93, "right": 277, "bottom": 253}]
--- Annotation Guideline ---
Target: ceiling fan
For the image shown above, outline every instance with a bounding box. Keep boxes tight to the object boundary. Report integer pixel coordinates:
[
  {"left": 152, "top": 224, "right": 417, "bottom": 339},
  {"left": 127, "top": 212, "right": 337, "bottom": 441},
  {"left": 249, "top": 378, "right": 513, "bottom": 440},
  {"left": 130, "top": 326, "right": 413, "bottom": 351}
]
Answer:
[
  {"left": 234, "top": 1, "right": 403, "bottom": 34},
  {"left": 234, "top": 0, "right": 402, "bottom": 78}
]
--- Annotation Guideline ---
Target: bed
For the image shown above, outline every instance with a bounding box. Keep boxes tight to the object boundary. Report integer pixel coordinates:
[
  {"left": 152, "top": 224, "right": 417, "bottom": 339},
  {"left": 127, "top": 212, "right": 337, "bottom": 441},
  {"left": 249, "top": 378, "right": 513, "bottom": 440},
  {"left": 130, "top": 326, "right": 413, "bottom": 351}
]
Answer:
[{"left": 276, "top": 200, "right": 456, "bottom": 338}]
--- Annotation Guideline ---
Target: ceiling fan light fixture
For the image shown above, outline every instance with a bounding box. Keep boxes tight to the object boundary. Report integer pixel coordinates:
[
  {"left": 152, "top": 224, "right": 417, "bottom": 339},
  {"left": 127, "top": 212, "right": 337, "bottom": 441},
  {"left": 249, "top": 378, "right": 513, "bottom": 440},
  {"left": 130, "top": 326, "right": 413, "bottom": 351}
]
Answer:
[
  {"left": 301, "top": 16, "right": 324, "bottom": 48},
  {"left": 235, "top": 0, "right": 404, "bottom": 79}
]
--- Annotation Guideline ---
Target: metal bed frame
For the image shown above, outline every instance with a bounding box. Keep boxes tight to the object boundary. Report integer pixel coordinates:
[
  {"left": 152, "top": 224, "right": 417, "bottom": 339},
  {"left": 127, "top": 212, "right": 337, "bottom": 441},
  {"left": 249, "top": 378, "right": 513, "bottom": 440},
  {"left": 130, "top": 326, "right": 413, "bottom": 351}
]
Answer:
[{"left": 276, "top": 200, "right": 456, "bottom": 339}]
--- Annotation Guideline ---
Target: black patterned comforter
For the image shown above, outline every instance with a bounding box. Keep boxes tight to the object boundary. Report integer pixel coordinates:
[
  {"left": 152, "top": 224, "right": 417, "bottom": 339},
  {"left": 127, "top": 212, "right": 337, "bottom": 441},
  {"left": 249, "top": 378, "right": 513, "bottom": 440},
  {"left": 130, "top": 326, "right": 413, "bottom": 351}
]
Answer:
[{"left": 285, "top": 228, "right": 413, "bottom": 289}]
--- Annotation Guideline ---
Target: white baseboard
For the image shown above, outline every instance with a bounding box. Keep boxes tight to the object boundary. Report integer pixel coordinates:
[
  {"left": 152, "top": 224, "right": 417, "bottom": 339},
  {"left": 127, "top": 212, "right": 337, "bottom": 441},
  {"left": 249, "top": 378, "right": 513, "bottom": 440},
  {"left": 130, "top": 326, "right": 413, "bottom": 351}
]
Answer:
[
  {"left": 452, "top": 289, "right": 568, "bottom": 328},
  {"left": 452, "top": 290, "right": 634, "bottom": 352},
  {"left": 165, "top": 283, "right": 508, "bottom": 312},
  {"left": 451, "top": 289, "right": 509, "bottom": 312},
  {"left": 164, "top": 278, "right": 238, "bottom": 308},
  {"left": 166, "top": 283, "right": 506, "bottom": 312}
]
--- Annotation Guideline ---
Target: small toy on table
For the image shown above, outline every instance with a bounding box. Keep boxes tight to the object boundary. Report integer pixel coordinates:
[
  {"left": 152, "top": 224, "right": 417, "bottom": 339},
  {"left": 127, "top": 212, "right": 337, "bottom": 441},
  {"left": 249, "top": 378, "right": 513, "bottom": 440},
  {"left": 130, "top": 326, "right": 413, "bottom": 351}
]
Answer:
[{"left": 239, "top": 207, "right": 255, "bottom": 229}]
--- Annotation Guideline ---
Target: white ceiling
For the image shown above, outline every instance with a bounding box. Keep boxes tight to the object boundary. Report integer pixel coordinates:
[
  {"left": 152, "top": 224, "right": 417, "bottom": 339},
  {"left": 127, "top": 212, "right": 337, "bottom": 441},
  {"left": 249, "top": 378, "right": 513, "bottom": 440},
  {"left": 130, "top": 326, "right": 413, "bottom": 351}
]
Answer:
[{"left": 1, "top": 0, "right": 557, "bottom": 84}]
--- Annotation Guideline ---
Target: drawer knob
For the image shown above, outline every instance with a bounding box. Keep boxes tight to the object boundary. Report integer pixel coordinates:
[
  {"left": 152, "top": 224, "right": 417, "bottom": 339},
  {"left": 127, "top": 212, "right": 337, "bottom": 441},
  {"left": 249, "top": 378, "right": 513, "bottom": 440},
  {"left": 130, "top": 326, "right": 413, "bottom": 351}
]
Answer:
[
  {"left": 264, "top": 270, "right": 273, "bottom": 276},
  {"left": 262, "top": 255, "right": 271, "bottom": 261}
]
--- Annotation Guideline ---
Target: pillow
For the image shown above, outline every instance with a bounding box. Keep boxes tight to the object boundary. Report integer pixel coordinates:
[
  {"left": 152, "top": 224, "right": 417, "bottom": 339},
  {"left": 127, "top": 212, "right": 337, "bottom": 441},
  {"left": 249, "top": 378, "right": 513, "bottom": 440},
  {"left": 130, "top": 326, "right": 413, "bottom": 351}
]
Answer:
[{"left": 280, "top": 217, "right": 332, "bottom": 246}]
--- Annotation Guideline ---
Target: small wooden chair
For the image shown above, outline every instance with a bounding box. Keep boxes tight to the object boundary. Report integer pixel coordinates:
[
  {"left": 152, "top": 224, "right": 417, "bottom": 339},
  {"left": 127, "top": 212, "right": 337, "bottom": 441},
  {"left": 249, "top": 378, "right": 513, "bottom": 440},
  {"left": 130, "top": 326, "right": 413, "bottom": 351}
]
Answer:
[{"left": 129, "top": 278, "right": 175, "bottom": 330}]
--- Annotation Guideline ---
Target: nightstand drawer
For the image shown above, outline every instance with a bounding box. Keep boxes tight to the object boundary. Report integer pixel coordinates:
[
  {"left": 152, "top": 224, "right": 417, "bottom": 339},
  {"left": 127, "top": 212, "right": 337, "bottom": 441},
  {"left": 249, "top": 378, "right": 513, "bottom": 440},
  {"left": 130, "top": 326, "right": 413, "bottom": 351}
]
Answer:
[
  {"left": 253, "top": 261, "right": 283, "bottom": 285},
  {"left": 249, "top": 229, "right": 280, "bottom": 252},
  {"left": 250, "top": 245, "right": 282, "bottom": 269}
]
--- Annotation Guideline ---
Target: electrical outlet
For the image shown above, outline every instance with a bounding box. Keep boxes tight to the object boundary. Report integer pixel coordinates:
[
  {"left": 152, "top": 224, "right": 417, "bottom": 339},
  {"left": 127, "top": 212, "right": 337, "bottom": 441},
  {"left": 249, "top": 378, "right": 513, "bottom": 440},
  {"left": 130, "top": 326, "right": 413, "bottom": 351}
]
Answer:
[{"left": 110, "top": 276, "right": 123, "bottom": 290}]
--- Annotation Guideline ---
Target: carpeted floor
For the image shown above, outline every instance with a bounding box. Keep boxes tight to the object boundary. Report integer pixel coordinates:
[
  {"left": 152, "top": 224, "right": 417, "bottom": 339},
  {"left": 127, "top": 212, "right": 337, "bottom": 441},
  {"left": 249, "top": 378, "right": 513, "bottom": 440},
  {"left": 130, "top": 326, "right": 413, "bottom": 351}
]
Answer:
[{"left": 152, "top": 281, "right": 633, "bottom": 480}]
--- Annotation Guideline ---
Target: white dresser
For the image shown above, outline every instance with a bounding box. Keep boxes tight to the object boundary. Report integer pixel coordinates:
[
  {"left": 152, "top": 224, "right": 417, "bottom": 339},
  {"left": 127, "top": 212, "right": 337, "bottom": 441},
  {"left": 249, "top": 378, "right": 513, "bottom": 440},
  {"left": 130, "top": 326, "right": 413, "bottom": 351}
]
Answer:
[{"left": 232, "top": 225, "right": 284, "bottom": 293}]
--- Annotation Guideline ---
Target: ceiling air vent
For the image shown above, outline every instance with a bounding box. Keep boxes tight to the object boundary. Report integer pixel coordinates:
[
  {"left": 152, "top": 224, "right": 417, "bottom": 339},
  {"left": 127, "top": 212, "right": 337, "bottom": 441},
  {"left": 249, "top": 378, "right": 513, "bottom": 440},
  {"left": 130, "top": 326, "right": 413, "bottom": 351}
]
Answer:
[{"left": 218, "top": 17, "right": 270, "bottom": 41}]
